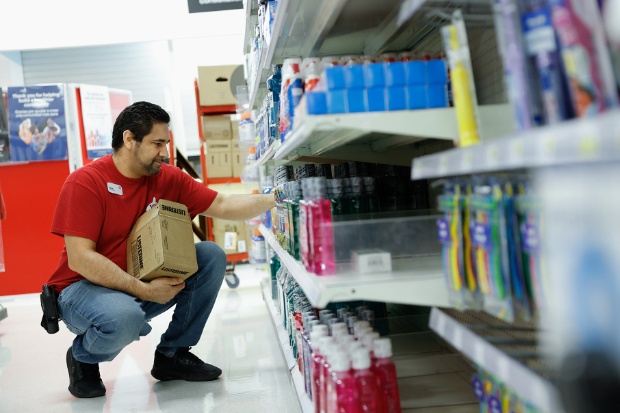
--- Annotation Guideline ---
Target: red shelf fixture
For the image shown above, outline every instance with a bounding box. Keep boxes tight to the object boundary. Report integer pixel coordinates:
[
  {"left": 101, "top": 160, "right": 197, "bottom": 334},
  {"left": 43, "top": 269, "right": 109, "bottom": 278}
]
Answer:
[{"left": 193, "top": 78, "right": 248, "bottom": 262}]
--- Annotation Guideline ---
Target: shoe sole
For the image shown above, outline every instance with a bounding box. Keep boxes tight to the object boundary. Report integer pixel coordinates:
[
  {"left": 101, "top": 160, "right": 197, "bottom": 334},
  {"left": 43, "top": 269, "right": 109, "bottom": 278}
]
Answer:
[
  {"left": 66, "top": 349, "right": 106, "bottom": 398},
  {"left": 151, "top": 368, "right": 221, "bottom": 382}
]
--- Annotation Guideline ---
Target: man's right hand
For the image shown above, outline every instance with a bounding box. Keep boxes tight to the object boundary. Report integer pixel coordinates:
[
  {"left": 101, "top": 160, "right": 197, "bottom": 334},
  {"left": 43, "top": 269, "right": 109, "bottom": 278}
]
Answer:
[{"left": 144, "top": 277, "right": 186, "bottom": 304}]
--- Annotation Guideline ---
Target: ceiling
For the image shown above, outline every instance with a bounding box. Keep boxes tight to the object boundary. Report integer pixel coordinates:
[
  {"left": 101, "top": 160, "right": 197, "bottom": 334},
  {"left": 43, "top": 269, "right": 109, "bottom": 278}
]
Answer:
[{"left": 0, "top": 0, "right": 245, "bottom": 52}]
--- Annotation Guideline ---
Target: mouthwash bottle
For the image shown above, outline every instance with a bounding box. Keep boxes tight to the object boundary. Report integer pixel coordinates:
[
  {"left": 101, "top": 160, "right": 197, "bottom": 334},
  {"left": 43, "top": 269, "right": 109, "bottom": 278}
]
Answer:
[
  {"left": 352, "top": 349, "right": 380, "bottom": 413},
  {"left": 300, "top": 179, "right": 313, "bottom": 271},
  {"left": 286, "top": 181, "right": 303, "bottom": 260},
  {"left": 363, "top": 176, "right": 380, "bottom": 213},
  {"left": 374, "top": 338, "right": 401, "bottom": 413},
  {"left": 308, "top": 177, "right": 336, "bottom": 275},
  {"left": 327, "top": 179, "right": 347, "bottom": 216},
  {"left": 347, "top": 177, "right": 368, "bottom": 215}
]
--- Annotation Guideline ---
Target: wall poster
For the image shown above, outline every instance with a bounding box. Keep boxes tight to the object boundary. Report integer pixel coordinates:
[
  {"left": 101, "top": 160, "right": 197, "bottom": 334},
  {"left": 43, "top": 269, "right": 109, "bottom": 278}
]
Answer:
[
  {"left": 80, "top": 85, "right": 114, "bottom": 159},
  {"left": 8, "top": 84, "right": 68, "bottom": 162}
]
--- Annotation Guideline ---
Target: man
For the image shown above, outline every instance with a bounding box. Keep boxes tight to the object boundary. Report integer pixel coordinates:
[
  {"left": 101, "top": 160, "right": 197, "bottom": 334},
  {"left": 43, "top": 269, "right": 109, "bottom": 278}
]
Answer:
[{"left": 45, "top": 101, "right": 275, "bottom": 398}]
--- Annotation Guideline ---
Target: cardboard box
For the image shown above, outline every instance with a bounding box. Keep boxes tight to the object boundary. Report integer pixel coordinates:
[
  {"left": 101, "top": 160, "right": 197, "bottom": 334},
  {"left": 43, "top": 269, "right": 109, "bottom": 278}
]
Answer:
[
  {"left": 211, "top": 219, "right": 247, "bottom": 254},
  {"left": 232, "top": 143, "right": 246, "bottom": 178},
  {"left": 198, "top": 65, "right": 243, "bottom": 106},
  {"left": 127, "top": 200, "right": 198, "bottom": 281},
  {"left": 231, "top": 119, "right": 239, "bottom": 140},
  {"left": 205, "top": 140, "right": 232, "bottom": 178},
  {"left": 202, "top": 115, "right": 232, "bottom": 140}
]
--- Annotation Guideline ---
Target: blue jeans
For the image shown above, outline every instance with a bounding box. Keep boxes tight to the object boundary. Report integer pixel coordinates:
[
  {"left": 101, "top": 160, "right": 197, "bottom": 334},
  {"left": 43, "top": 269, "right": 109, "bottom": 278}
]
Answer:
[{"left": 57, "top": 241, "right": 227, "bottom": 364}]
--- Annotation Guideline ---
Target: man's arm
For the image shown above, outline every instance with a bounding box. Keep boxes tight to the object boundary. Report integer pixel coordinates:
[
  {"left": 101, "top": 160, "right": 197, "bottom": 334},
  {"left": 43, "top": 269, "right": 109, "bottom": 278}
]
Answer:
[
  {"left": 202, "top": 193, "right": 276, "bottom": 220},
  {"left": 64, "top": 235, "right": 185, "bottom": 304}
]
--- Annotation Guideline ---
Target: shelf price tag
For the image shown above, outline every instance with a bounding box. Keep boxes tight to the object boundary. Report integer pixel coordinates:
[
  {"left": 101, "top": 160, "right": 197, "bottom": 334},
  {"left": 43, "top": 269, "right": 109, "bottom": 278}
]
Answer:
[
  {"left": 576, "top": 125, "right": 601, "bottom": 160},
  {"left": 460, "top": 148, "right": 474, "bottom": 172},
  {"left": 509, "top": 139, "right": 525, "bottom": 166},
  {"left": 486, "top": 143, "right": 500, "bottom": 169},
  {"left": 538, "top": 132, "right": 557, "bottom": 165}
]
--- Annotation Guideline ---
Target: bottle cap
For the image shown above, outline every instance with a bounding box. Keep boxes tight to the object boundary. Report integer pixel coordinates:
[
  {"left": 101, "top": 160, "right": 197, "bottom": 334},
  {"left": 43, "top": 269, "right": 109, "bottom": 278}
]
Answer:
[
  {"left": 310, "top": 329, "right": 328, "bottom": 350},
  {"left": 348, "top": 341, "right": 364, "bottom": 355},
  {"left": 353, "top": 320, "right": 371, "bottom": 337},
  {"left": 362, "top": 332, "right": 380, "bottom": 351},
  {"left": 352, "top": 348, "right": 372, "bottom": 370},
  {"left": 330, "top": 351, "right": 351, "bottom": 372},
  {"left": 331, "top": 322, "right": 348, "bottom": 336},
  {"left": 337, "top": 334, "right": 355, "bottom": 347},
  {"left": 306, "top": 319, "right": 320, "bottom": 334},
  {"left": 373, "top": 338, "right": 393, "bottom": 358},
  {"left": 313, "top": 323, "right": 329, "bottom": 336},
  {"left": 318, "top": 336, "right": 336, "bottom": 354}
]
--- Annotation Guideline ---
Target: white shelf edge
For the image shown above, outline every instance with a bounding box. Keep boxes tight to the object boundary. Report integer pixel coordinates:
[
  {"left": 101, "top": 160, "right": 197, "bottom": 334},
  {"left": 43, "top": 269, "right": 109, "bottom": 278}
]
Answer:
[
  {"left": 411, "top": 109, "right": 620, "bottom": 180},
  {"left": 254, "top": 141, "right": 279, "bottom": 169},
  {"left": 259, "top": 224, "right": 451, "bottom": 308},
  {"left": 429, "top": 307, "right": 562, "bottom": 413},
  {"left": 261, "top": 280, "right": 314, "bottom": 413},
  {"left": 273, "top": 105, "right": 512, "bottom": 162}
]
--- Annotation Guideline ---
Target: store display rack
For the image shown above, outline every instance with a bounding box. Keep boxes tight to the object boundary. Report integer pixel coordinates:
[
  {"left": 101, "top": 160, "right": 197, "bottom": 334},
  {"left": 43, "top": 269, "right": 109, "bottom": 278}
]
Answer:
[
  {"left": 429, "top": 307, "right": 562, "bottom": 413},
  {"left": 259, "top": 224, "right": 450, "bottom": 309},
  {"left": 412, "top": 109, "right": 620, "bottom": 180}
]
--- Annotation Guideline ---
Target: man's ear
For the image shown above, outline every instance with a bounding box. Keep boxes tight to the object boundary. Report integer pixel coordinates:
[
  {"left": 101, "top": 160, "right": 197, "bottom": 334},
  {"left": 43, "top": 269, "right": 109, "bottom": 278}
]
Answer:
[{"left": 122, "top": 130, "right": 134, "bottom": 149}]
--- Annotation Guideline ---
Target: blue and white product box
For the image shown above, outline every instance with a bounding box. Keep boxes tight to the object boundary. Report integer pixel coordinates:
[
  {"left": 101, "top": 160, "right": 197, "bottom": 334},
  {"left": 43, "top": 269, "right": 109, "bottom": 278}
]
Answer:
[
  {"left": 366, "top": 87, "right": 386, "bottom": 112},
  {"left": 363, "top": 63, "right": 386, "bottom": 88},
  {"left": 407, "top": 85, "right": 428, "bottom": 110},
  {"left": 306, "top": 92, "right": 327, "bottom": 115},
  {"left": 427, "top": 85, "right": 448, "bottom": 108},
  {"left": 326, "top": 90, "right": 347, "bottom": 114},
  {"left": 347, "top": 89, "right": 367, "bottom": 113},
  {"left": 427, "top": 59, "right": 448, "bottom": 84},
  {"left": 405, "top": 61, "right": 427, "bottom": 85},
  {"left": 344, "top": 65, "right": 365, "bottom": 89},
  {"left": 323, "top": 66, "right": 346, "bottom": 90},
  {"left": 387, "top": 86, "right": 407, "bottom": 111},
  {"left": 385, "top": 61, "right": 407, "bottom": 87}
]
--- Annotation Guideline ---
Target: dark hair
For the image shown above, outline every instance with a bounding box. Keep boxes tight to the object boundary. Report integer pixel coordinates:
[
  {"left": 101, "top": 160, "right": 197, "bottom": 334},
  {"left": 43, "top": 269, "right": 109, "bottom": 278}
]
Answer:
[{"left": 111, "top": 101, "right": 170, "bottom": 151}]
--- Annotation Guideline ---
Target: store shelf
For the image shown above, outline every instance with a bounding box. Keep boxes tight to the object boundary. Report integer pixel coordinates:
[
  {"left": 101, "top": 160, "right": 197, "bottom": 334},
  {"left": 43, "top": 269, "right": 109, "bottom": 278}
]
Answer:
[
  {"left": 255, "top": 140, "right": 280, "bottom": 168},
  {"left": 243, "top": 0, "right": 259, "bottom": 54},
  {"left": 411, "top": 109, "right": 620, "bottom": 180},
  {"left": 261, "top": 279, "right": 314, "bottom": 413},
  {"left": 273, "top": 104, "right": 512, "bottom": 165},
  {"left": 259, "top": 224, "right": 450, "bottom": 308},
  {"left": 429, "top": 307, "right": 562, "bottom": 413},
  {"left": 0, "top": 304, "right": 7, "bottom": 322}
]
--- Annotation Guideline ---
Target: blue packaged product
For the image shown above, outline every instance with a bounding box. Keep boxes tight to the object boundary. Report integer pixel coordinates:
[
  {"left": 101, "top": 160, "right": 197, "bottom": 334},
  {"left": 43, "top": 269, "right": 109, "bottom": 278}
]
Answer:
[
  {"left": 326, "top": 90, "right": 347, "bottom": 114},
  {"left": 363, "top": 63, "right": 386, "bottom": 88},
  {"left": 306, "top": 92, "right": 327, "bottom": 115},
  {"left": 324, "top": 66, "right": 346, "bottom": 90},
  {"left": 287, "top": 77, "right": 304, "bottom": 130},
  {"left": 406, "top": 61, "right": 427, "bottom": 85},
  {"left": 385, "top": 62, "right": 407, "bottom": 86},
  {"left": 344, "top": 65, "right": 365, "bottom": 89},
  {"left": 428, "top": 84, "right": 449, "bottom": 108},
  {"left": 407, "top": 85, "right": 428, "bottom": 110},
  {"left": 387, "top": 86, "right": 407, "bottom": 111},
  {"left": 427, "top": 60, "right": 449, "bottom": 84},
  {"left": 346, "top": 89, "right": 366, "bottom": 113},
  {"left": 366, "top": 87, "right": 386, "bottom": 111}
]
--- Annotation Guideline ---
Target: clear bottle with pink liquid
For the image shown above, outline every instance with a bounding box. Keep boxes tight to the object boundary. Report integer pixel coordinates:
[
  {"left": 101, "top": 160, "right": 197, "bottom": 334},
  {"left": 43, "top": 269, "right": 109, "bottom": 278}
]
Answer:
[
  {"left": 318, "top": 336, "right": 336, "bottom": 413},
  {"left": 310, "top": 326, "right": 329, "bottom": 410},
  {"left": 300, "top": 179, "right": 313, "bottom": 271},
  {"left": 307, "top": 177, "right": 336, "bottom": 275},
  {"left": 327, "top": 351, "right": 360, "bottom": 413},
  {"left": 373, "top": 338, "right": 401, "bottom": 413},
  {"left": 352, "top": 348, "right": 380, "bottom": 413}
]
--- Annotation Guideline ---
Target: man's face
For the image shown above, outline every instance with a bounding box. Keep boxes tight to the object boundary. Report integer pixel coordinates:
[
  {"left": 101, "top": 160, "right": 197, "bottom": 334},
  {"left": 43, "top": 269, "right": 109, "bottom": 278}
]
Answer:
[{"left": 132, "top": 123, "right": 170, "bottom": 176}]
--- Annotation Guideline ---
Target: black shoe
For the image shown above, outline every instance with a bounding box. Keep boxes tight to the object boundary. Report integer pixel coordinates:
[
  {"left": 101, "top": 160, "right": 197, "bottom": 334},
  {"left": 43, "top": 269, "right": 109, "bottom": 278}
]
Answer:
[
  {"left": 151, "top": 348, "right": 222, "bottom": 382},
  {"left": 66, "top": 347, "right": 106, "bottom": 398}
]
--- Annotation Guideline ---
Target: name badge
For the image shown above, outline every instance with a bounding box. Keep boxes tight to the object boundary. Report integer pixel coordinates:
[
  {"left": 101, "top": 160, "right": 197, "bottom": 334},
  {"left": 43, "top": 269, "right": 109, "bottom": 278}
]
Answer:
[{"left": 107, "top": 183, "right": 123, "bottom": 196}]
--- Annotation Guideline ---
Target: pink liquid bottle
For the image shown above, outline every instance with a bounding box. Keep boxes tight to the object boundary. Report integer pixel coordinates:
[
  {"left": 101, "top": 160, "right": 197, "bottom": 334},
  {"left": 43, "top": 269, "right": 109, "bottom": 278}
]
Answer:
[
  {"left": 373, "top": 338, "right": 401, "bottom": 413},
  {"left": 308, "top": 177, "right": 336, "bottom": 275},
  {"left": 300, "top": 179, "right": 313, "bottom": 271},
  {"left": 361, "top": 332, "right": 381, "bottom": 364},
  {"left": 318, "top": 336, "right": 336, "bottom": 413},
  {"left": 327, "top": 351, "right": 360, "bottom": 413},
  {"left": 352, "top": 349, "right": 380, "bottom": 413},
  {"left": 310, "top": 326, "right": 329, "bottom": 411}
]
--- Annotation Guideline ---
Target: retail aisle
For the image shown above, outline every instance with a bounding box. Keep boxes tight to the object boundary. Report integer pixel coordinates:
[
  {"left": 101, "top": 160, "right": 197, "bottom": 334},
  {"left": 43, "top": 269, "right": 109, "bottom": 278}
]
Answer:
[{"left": 0, "top": 264, "right": 302, "bottom": 413}]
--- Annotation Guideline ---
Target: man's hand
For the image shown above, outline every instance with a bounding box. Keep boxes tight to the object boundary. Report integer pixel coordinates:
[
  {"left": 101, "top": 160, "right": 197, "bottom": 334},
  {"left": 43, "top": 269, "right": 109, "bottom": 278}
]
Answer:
[{"left": 143, "top": 277, "right": 186, "bottom": 304}]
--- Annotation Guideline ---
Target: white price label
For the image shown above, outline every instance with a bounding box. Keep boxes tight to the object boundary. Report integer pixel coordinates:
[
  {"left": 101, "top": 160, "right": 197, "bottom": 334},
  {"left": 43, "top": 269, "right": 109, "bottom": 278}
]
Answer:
[
  {"left": 438, "top": 155, "right": 449, "bottom": 176},
  {"left": 509, "top": 140, "right": 525, "bottom": 165},
  {"left": 486, "top": 143, "right": 500, "bottom": 168},
  {"left": 539, "top": 133, "right": 557, "bottom": 163},
  {"left": 452, "top": 327, "right": 464, "bottom": 349},
  {"left": 460, "top": 149, "right": 474, "bottom": 172},
  {"left": 577, "top": 126, "right": 600, "bottom": 160},
  {"left": 497, "top": 356, "right": 510, "bottom": 380},
  {"left": 473, "top": 342, "right": 485, "bottom": 365}
]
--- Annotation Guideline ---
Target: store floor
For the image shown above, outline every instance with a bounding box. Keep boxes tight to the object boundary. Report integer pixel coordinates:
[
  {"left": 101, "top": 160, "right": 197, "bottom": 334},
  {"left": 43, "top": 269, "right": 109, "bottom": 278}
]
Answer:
[{"left": 0, "top": 264, "right": 302, "bottom": 413}]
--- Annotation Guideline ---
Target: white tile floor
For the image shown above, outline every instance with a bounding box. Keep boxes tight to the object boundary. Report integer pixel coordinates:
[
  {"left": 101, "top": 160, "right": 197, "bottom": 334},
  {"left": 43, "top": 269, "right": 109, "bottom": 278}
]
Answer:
[{"left": 0, "top": 264, "right": 302, "bottom": 413}]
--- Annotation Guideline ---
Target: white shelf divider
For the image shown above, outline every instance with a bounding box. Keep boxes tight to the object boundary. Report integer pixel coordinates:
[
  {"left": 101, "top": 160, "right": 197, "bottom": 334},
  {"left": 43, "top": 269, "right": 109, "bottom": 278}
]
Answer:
[
  {"left": 274, "top": 104, "right": 512, "bottom": 162},
  {"left": 261, "top": 279, "right": 314, "bottom": 413},
  {"left": 259, "top": 224, "right": 451, "bottom": 308},
  {"left": 429, "top": 307, "right": 562, "bottom": 413},
  {"left": 412, "top": 109, "right": 620, "bottom": 180}
]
